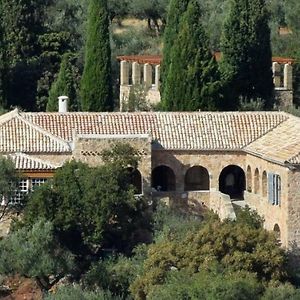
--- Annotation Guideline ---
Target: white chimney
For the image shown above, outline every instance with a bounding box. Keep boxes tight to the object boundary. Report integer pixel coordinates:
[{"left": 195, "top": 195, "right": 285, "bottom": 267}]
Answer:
[{"left": 58, "top": 96, "right": 68, "bottom": 113}]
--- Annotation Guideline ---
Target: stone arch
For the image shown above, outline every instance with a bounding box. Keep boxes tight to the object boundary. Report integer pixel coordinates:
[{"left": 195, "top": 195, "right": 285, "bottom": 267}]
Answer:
[
  {"left": 152, "top": 165, "right": 176, "bottom": 191},
  {"left": 219, "top": 165, "right": 245, "bottom": 199},
  {"left": 262, "top": 171, "right": 267, "bottom": 197},
  {"left": 273, "top": 224, "right": 281, "bottom": 241},
  {"left": 246, "top": 165, "right": 252, "bottom": 192},
  {"left": 127, "top": 168, "right": 142, "bottom": 194},
  {"left": 254, "top": 168, "right": 260, "bottom": 194},
  {"left": 184, "top": 166, "right": 209, "bottom": 191}
]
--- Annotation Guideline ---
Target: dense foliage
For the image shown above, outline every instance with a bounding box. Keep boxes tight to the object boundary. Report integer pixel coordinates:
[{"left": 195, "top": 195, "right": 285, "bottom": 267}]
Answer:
[
  {"left": 0, "top": 0, "right": 300, "bottom": 111},
  {"left": 0, "top": 220, "right": 74, "bottom": 290},
  {"left": 22, "top": 144, "right": 150, "bottom": 256},
  {"left": 162, "top": 0, "right": 222, "bottom": 110}
]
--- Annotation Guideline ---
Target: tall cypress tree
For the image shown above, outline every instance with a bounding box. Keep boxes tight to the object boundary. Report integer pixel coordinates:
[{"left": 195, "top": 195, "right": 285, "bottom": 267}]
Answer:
[
  {"left": 221, "top": 0, "right": 274, "bottom": 109},
  {"left": 47, "top": 53, "right": 78, "bottom": 112},
  {"left": 162, "top": 0, "right": 222, "bottom": 111},
  {"left": 161, "top": 0, "right": 189, "bottom": 96},
  {"left": 81, "top": 0, "right": 113, "bottom": 112}
]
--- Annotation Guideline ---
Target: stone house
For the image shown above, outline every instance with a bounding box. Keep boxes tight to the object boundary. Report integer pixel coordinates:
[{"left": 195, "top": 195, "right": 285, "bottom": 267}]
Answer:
[{"left": 1, "top": 107, "right": 300, "bottom": 248}]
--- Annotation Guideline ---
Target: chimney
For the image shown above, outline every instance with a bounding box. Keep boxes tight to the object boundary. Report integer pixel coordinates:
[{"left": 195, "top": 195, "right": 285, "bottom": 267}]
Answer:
[{"left": 58, "top": 96, "right": 68, "bottom": 113}]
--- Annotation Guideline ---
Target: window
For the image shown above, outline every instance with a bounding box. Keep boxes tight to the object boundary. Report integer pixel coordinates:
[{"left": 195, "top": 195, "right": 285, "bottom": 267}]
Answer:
[
  {"left": 31, "top": 178, "right": 47, "bottom": 190},
  {"left": 268, "top": 173, "right": 281, "bottom": 206},
  {"left": 10, "top": 178, "right": 47, "bottom": 205},
  {"left": 12, "top": 179, "right": 29, "bottom": 205}
]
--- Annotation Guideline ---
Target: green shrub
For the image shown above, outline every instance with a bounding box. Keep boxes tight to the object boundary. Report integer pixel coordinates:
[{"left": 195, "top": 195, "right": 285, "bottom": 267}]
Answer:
[{"left": 44, "top": 285, "right": 120, "bottom": 300}]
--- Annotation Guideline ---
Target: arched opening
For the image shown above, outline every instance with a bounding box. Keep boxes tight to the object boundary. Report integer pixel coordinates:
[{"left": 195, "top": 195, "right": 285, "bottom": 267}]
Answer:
[
  {"left": 254, "top": 168, "right": 260, "bottom": 194},
  {"left": 219, "top": 165, "right": 245, "bottom": 199},
  {"left": 246, "top": 166, "right": 252, "bottom": 192},
  {"left": 184, "top": 166, "right": 209, "bottom": 191},
  {"left": 273, "top": 224, "right": 281, "bottom": 241},
  {"left": 127, "top": 168, "right": 142, "bottom": 194},
  {"left": 262, "top": 171, "right": 267, "bottom": 197},
  {"left": 152, "top": 165, "right": 176, "bottom": 192}
]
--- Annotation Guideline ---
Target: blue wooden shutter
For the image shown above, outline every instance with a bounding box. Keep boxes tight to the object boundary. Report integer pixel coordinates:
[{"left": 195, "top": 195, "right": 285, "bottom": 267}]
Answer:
[{"left": 268, "top": 173, "right": 274, "bottom": 204}]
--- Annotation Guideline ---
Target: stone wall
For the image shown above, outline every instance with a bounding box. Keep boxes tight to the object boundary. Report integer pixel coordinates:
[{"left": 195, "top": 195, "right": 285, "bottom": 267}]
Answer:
[
  {"left": 152, "top": 149, "right": 294, "bottom": 247},
  {"left": 286, "top": 169, "right": 300, "bottom": 248},
  {"left": 244, "top": 154, "right": 289, "bottom": 247},
  {"left": 72, "top": 135, "right": 152, "bottom": 193},
  {"left": 152, "top": 149, "right": 246, "bottom": 192}
]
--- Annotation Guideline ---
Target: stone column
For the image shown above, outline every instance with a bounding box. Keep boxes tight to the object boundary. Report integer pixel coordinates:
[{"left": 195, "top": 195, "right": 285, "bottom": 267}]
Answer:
[
  {"left": 120, "top": 61, "right": 129, "bottom": 86},
  {"left": 132, "top": 62, "right": 141, "bottom": 85},
  {"left": 143, "top": 63, "right": 152, "bottom": 88},
  {"left": 272, "top": 62, "right": 281, "bottom": 88},
  {"left": 155, "top": 65, "right": 160, "bottom": 91},
  {"left": 284, "top": 63, "right": 293, "bottom": 90}
]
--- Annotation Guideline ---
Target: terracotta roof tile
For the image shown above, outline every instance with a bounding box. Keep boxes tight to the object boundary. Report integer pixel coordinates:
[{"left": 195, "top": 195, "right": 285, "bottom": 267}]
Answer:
[
  {"left": 7, "top": 153, "right": 59, "bottom": 170},
  {"left": 246, "top": 115, "right": 300, "bottom": 164},
  {"left": 0, "top": 110, "right": 70, "bottom": 153},
  {"left": 22, "top": 111, "right": 287, "bottom": 151}
]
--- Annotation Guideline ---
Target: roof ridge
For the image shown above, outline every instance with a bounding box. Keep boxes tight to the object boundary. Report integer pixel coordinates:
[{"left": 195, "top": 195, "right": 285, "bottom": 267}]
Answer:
[
  {"left": 16, "top": 113, "right": 71, "bottom": 151},
  {"left": 243, "top": 114, "right": 290, "bottom": 149},
  {"left": 0, "top": 108, "right": 20, "bottom": 125}
]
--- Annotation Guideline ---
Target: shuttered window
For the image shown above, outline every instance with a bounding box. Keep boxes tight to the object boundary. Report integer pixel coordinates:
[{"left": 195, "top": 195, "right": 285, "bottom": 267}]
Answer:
[{"left": 268, "top": 173, "right": 281, "bottom": 206}]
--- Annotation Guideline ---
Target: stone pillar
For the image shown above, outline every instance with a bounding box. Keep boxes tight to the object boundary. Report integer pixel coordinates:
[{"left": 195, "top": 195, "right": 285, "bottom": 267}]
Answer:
[
  {"left": 120, "top": 61, "right": 129, "bottom": 86},
  {"left": 143, "top": 63, "right": 152, "bottom": 88},
  {"left": 132, "top": 62, "right": 141, "bottom": 85},
  {"left": 272, "top": 62, "right": 281, "bottom": 88},
  {"left": 155, "top": 65, "right": 160, "bottom": 91},
  {"left": 284, "top": 63, "right": 293, "bottom": 90}
]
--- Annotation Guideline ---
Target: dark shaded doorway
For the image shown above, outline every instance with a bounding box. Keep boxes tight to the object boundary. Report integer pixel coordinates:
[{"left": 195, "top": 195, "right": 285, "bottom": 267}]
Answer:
[
  {"left": 273, "top": 224, "right": 281, "bottom": 242},
  {"left": 185, "top": 166, "right": 209, "bottom": 191},
  {"left": 152, "top": 165, "right": 176, "bottom": 191},
  {"left": 127, "top": 168, "right": 142, "bottom": 194},
  {"left": 219, "top": 165, "right": 245, "bottom": 199}
]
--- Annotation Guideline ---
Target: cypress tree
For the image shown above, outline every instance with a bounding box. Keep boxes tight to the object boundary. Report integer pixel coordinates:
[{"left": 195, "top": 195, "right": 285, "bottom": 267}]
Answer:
[
  {"left": 81, "top": 0, "right": 113, "bottom": 112},
  {"left": 162, "top": 0, "right": 222, "bottom": 111},
  {"left": 47, "top": 53, "right": 78, "bottom": 112},
  {"left": 161, "top": 0, "right": 189, "bottom": 96},
  {"left": 221, "top": 0, "right": 274, "bottom": 109}
]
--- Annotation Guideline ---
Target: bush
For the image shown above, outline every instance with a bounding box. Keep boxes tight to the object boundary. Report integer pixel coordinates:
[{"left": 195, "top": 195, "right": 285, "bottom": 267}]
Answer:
[
  {"left": 44, "top": 285, "right": 120, "bottom": 300},
  {"left": 83, "top": 255, "right": 141, "bottom": 297},
  {"left": 0, "top": 220, "right": 74, "bottom": 290},
  {"left": 130, "top": 213, "right": 288, "bottom": 298},
  {"left": 262, "top": 283, "right": 300, "bottom": 300},
  {"left": 148, "top": 270, "right": 263, "bottom": 300}
]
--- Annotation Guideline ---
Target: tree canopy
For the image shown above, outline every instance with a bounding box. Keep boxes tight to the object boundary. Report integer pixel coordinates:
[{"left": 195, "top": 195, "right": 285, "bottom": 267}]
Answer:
[
  {"left": 162, "top": 0, "right": 222, "bottom": 111},
  {"left": 22, "top": 143, "right": 150, "bottom": 255},
  {"left": 220, "top": 0, "right": 274, "bottom": 109},
  {"left": 80, "top": 0, "right": 113, "bottom": 111}
]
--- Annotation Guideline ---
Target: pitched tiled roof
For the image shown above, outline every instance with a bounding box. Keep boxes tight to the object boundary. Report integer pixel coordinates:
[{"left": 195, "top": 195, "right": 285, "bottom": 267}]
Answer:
[
  {"left": 22, "top": 111, "right": 287, "bottom": 150},
  {"left": 7, "top": 153, "right": 59, "bottom": 170},
  {"left": 246, "top": 116, "right": 300, "bottom": 164},
  {"left": 0, "top": 109, "right": 70, "bottom": 153},
  {"left": 1, "top": 110, "right": 299, "bottom": 165}
]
